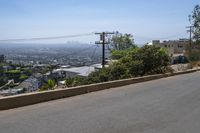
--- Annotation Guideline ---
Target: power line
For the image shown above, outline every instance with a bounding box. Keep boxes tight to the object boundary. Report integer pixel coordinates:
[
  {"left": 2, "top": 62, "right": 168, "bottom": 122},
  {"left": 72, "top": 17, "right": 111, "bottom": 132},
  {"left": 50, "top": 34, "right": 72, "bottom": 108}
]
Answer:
[
  {"left": 89, "top": 45, "right": 99, "bottom": 61},
  {"left": 86, "top": 45, "right": 99, "bottom": 75},
  {"left": 0, "top": 33, "right": 95, "bottom": 42},
  {"left": 64, "top": 44, "right": 99, "bottom": 57},
  {"left": 54, "top": 44, "right": 99, "bottom": 60}
]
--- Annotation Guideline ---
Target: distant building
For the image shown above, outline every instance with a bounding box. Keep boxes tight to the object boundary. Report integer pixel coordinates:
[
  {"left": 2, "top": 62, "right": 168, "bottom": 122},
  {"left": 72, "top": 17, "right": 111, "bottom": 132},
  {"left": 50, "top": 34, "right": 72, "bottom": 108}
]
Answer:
[
  {"left": 152, "top": 39, "right": 189, "bottom": 56},
  {"left": 0, "top": 54, "right": 5, "bottom": 63},
  {"left": 152, "top": 39, "right": 189, "bottom": 64},
  {"left": 45, "top": 64, "right": 108, "bottom": 81},
  {"left": 16, "top": 76, "right": 41, "bottom": 92},
  {"left": 52, "top": 66, "right": 96, "bottom": 78},
  {"left": 60, "top": 65, "right": 70, "bottom": 69},
  {"left": 32, "top": 73, "right": 43, "bottom": 84}
]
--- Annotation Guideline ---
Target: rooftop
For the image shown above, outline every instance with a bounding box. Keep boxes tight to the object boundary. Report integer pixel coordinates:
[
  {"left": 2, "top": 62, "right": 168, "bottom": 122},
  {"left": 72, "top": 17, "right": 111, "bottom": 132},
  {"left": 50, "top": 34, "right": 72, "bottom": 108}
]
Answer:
[{"left": 53, "top": 66, "right": 96, "bottom": 77}]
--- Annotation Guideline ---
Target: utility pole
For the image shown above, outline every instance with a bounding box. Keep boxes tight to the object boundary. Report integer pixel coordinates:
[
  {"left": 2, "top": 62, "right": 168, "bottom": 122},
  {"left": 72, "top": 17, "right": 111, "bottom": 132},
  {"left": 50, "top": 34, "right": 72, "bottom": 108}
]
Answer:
[
  {"left": 95, "top": 32, "right": 115, "bottom": 68},
  {"left": 186, "top": 26, "right": 193, "bottom": 47},
  {"left": 186, "top": 26, "right": 193, "bottom": 59}
]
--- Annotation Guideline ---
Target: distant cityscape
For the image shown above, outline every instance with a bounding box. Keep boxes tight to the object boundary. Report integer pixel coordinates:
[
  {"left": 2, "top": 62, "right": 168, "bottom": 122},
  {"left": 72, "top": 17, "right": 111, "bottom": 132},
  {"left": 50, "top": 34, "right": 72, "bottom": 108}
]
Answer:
[
  {"left": 0, "top": 43, "right": 102, "bottom": 66},
  {"left": 0, "top": 42, "right": 110, "bottom": 96}
]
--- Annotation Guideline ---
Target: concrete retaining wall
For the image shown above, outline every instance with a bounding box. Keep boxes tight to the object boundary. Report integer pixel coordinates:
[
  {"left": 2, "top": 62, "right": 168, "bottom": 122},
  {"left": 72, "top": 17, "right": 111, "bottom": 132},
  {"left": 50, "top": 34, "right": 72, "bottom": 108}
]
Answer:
[{"left": 0, "top": 69, "right": 199, "bottom": 111}]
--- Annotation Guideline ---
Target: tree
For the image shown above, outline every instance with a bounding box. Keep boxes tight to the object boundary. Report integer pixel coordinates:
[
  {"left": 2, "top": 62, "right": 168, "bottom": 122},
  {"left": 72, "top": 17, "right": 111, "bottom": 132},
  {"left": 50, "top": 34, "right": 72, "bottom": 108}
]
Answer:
[
  {"left": 190, "top": 4, "right": 200, "bottom": 43},
  {"left": 7, "top": 70, "right": 21, "bottom": 82},
  {"left": 85, "top": 45, "right": 170, "bottom": 84},
  {"left": 87, "top": 68, "right": 110, "bottom": 83},
  {"left": 111, "top": 49, "right": 129, "bottom": 60},
  {"left": 109, "top": 33, "right": 136, "bottom": 51},
  {"left": 118, "top": 57, "right": 144, "bottom": 77},
  {"left": 111, "top": 45, "right": 170, "bottom": 75},
  {"left": 111, "top": 47, "right": 139, "bottom": 60},
  {"left": 186, "top": 4, "right": 200, "bottom": 61},
  {"left": 19, "top": 74, "right": 28, "bottom": 82},
  {"left": 109, "top": 63, "right": 130, "bottom": 80},
  {"left": 47, "top": 79, "right": 55, "bottom": 90},
  {"left": 134, "top": 45, "right": 170, "bottom": 74},
  {"left": 65, "top": 77, "right": 86, "bottom": 87},
  {"left": 39, "top": 84, "right": 49, "bottom": 92}
]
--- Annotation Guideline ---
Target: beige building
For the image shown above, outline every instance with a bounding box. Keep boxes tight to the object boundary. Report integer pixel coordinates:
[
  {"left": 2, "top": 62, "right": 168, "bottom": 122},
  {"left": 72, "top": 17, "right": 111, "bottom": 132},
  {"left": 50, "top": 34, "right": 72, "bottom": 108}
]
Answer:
[
  {"left": 152, "top": 39, "right": 189, "bottom": 56},
  {"left": 152, "top": 39, "right": 189, "bottom": 64}
]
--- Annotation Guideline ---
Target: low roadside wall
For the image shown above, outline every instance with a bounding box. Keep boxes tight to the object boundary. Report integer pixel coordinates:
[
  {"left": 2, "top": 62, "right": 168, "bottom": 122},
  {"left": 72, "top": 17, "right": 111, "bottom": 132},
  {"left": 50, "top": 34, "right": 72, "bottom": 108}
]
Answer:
[{"left": 0, "top": 69, "right": 199, "bottom": 111}]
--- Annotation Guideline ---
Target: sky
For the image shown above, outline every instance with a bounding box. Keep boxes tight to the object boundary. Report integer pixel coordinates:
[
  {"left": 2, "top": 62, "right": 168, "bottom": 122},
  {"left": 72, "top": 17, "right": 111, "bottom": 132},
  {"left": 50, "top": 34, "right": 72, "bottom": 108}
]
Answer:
[{"left": 0, "top": 0, "right": 199, "bottom": 44}]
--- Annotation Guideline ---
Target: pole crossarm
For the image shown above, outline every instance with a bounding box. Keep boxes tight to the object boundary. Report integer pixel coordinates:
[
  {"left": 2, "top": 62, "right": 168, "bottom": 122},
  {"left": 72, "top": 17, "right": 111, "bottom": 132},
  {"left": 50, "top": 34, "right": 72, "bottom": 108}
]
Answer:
[{"left": 95, "top": 32, "right": 115, "bottom": 68}]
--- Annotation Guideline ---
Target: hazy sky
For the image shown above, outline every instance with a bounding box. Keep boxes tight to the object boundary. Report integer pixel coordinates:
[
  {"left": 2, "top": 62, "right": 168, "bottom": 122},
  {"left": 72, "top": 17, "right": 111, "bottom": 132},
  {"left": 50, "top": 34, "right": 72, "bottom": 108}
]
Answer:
[{"left": 0, "top": 0, "right": 199, "bottom": 44}]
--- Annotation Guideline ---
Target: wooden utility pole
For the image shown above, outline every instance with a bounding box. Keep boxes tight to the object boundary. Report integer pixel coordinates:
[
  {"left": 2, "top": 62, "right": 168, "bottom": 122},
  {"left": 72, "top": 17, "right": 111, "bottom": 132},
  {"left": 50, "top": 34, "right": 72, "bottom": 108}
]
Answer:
[
  {"left": 186, "top": 26, "right": 193, "bottom": 59},
  {"left": 95, "top": 32, "right": 115, "bottom": 68},
  {"left": 186, "top": 26, "right": 193, "bottom": 47}
]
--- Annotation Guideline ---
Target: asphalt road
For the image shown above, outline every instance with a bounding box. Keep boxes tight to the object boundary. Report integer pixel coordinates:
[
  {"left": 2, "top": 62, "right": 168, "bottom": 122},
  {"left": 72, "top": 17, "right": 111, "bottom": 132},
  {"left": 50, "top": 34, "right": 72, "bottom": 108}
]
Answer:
[{"left": 1, "top": 72, "right": 200, "bottom": 133}]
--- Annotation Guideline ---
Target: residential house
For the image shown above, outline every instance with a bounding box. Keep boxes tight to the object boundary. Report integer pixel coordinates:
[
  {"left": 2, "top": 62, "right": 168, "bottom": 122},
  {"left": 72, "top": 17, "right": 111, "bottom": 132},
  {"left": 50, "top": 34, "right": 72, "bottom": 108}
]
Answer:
[{"left": 16, "top": 76, "right": 40, "bottom": 92}]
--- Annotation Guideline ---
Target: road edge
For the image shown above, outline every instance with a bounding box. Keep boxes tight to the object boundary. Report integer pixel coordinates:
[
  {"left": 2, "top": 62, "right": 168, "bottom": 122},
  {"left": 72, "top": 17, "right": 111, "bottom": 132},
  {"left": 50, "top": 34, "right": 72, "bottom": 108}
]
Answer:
[{"left": 0, "top": 68, "right": 199, "bottom": 111}]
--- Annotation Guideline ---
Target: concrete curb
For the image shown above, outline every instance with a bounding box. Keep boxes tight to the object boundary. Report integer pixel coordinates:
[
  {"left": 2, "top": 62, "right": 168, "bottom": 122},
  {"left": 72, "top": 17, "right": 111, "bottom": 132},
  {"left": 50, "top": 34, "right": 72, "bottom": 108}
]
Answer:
[{"left": 0, "top": 69, "right": 199, "bottom": 111}]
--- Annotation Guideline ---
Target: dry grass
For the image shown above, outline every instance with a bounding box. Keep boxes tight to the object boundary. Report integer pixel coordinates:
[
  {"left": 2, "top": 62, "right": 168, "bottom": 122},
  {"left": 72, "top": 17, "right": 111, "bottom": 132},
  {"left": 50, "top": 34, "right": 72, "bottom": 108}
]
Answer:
[{"left": 190, "top": 61, "right": 200, "bottom": 68}]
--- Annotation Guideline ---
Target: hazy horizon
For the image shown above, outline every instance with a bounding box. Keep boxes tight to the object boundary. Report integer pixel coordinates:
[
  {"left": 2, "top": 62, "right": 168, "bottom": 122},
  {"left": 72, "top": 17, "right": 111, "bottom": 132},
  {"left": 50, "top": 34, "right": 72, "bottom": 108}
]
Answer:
[{"left": 0, "top": 0, "right": 199, "bottom": 44}]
